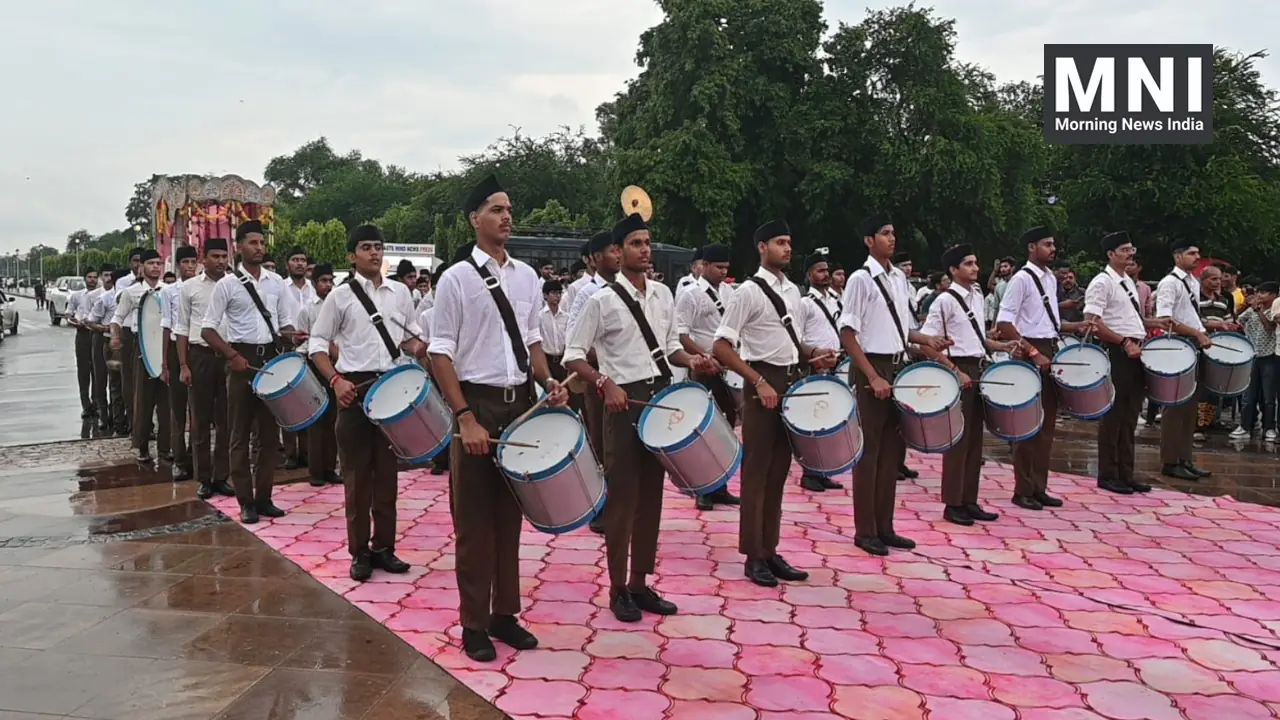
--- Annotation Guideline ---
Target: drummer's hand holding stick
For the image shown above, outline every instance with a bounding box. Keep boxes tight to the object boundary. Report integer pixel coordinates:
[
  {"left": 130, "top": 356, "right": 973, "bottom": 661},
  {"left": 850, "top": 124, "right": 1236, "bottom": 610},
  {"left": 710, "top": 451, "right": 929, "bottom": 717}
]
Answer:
[
  {"left": 600, "top": 376, "right": 629, "bottom": 413},
  {"left": 808, "top": 348, "right": 839, "bottom": 370}
]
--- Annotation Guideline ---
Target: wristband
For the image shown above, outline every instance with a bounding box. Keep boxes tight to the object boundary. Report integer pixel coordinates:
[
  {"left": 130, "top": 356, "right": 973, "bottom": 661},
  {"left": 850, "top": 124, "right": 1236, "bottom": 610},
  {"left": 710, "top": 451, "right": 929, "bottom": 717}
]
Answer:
[
  {"left": 752, "top": 375, "right": 767, "bottom": 388},
  {"left": 329, "top": 373, "right": 345, "bottom": 388},
  {"left": 595, "top": 375, "right": 609, "bottom": 390},
  {"left": 1028, "top": 347, "right": 1040, "bottom": 358},
  {"left": 454, "top": 407, "right": 473, "bottom": 421}
]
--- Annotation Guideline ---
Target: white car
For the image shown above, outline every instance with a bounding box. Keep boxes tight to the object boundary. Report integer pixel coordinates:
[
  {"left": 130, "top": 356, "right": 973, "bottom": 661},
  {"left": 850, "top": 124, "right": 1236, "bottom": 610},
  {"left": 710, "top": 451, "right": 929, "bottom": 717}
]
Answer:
[
  {"left": 0, "top": 290, "right": 16, "bottom": 337},
  {"left": 47, "top": 276, "right": 85, "bottom": 325}
]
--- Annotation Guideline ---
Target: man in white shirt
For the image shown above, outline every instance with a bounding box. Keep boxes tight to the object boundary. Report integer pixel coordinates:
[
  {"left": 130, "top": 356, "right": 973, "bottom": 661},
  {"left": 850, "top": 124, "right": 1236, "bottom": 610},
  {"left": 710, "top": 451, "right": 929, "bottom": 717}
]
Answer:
[
  {"left": 115, "top": 248, "right": 143, "bottom": 428},
  {"left": 310, "top": 227, "right": 428, "bottom": 582},
  {"left": 566, "top": 213, "right": 714, "bottom": 620},
  {"left": 539, "top": 280, "right": 568, "bottom": 380},
  {"left": 175, "top": 239, "right": 235, "bottom": 500},
  {"left": 161, "top": 246, "right": 199, "bottom": 480},
  {"left": 429, "top": 175, "right": 567, "bottom": 662},
  {"left": 69, "top": 268, "right": 101, "bottom": 419},
  {"left": 923, "top": 245, "right": 1015, "bottom": 526},
  {"left": 281, "top": 246, "right": 317, "bottom": 471},
  {"left": 295, "top": 263, "right": 340, "bottom": 488},
  {"left": 1155, "top": 240, "right": 1214, "bottom": 482},
  {"left": 996, "top": 227, "right": 1091, "bottom": 510},
  {"left": 675, "top": 246, "right": 703, "bottom": 298},
  {"left": 839, "top": 213, "right": 949, "bottom": 556},
  {"left": 80, "top": 267, "right": 109, "bottom": 429},
  {"left": 1084, "top": 231, "right": 1169, "bottom": 495},
  {"left": 797, "top": 247, "right": 846, "bottom": 493},
  {"left": 111, "top": 249, "right": 170, "bottom": 464},
  {"left": 714, "top": 221, "right": 837, "bottom": 586},
  {"left": 88, "top": 268, "right": 124, "bottom": 433},
  {"left": 201, "top": 221, "right": 301, "bottom": 523},
  {"left": 675, "top": 242, "right": 740, "bottom": 510},
  {"left": 562, "top": 241, "right": 594, "bottom": 311}
]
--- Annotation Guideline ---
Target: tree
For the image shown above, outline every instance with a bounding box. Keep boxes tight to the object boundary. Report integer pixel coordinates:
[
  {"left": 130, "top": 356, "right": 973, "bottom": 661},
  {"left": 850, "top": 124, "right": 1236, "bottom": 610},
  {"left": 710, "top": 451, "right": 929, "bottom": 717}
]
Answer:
[
  {"left": 264, "top": 138, "right": 362, "bottom": 204},
  {"left": 125, "top": 176, "right": 159, "bottom": 232},
  {"left": 283, "top": 161, "right": 421, "bottom": 231},
  {"left": 292, "top": 219, "right": 349, "bottom": 266},
  {"left": 431, "top": 213, "right": 473, "bottom": 268},
  {"left": 519, "top": 199, "right": 591, "bottom": 229},
  {"left": 375, "top": 203, "right": 434, "bottom": 245},
  {"left": 28, "top": 244, "right": 58, "bottom": 258},
  {"left": 65, "top": 229, "right": 93, "bottom": 253}
]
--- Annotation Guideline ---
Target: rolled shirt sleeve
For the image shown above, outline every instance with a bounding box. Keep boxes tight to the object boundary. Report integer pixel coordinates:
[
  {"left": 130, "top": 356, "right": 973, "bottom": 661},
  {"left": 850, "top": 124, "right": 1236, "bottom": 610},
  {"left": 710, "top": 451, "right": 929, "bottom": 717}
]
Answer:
[
  {"left": 563, "top": 293, "right": 603, "bottom": 366},
  {"left": 306, "top": 294, "right": 339, "bottom": 357},
  {"left": 427, "top": 272, "right": 462, "bottom": 360}
]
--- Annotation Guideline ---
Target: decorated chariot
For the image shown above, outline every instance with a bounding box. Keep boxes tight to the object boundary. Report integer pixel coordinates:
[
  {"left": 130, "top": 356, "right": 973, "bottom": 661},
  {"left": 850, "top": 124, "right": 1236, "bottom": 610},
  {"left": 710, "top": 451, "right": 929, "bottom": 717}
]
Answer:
[{"left": 151, "top": 174, "right": 277, "bottom": 265}]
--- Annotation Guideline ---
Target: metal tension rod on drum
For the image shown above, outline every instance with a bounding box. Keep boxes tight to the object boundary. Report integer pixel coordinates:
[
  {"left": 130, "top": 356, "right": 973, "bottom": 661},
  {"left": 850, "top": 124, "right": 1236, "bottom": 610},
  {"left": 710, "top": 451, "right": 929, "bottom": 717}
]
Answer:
[
  {"left": 784, "top": 392, "right": 834, "bottom": 398},
  {"left": 629, "top": 399, "right": 681, "bottom": 412}
]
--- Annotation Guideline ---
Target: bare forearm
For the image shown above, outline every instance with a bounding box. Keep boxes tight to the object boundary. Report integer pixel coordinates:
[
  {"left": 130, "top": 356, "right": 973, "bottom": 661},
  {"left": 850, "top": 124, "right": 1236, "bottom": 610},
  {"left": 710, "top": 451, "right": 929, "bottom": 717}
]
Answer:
[{"left": 712, "top": 339, "right": 758, "bottom": 385}]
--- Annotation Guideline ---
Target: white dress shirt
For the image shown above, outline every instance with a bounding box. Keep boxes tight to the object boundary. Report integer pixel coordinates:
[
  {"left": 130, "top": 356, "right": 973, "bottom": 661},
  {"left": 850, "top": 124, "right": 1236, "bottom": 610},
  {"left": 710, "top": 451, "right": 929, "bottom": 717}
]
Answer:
[
  {"left": 1154, "top": 267, "right": 1204, "bottom": 332},
  {"left": 563, "top": 272, "right": 594, "bottom": 314},
  {"left": 89, "top": 289, "right": 117, "bottom": 336},
  {"left": 174, "top": 273, "right": 224, "bottom": 346},
  {"left": 676, "top": 278, "right": 733, "bottom": 351},
  {"left": 416, "top": 289, "right": 435, "bottom": 315},
  {"left": 1084, "top": 265, "right": 1146, "bottom": 340},
  {"left": 675, "top": 273, "right": 699, "bottom": 298},
  {"left": 116, "top": 273, "right": 136, "bottom": 292},
  {"left": 800, "top": 286, "right": 842, "bottom": 351},
  {"left": 567, "top": 273, "right": 609, "bottom": 338},
  {"left": 285, "top": 277, "right": 317, "bottom": 310},
  {"left": 67, "top": 289, "right": 88, "bottom": 324},
  {"left": 200, "top": 264, "right": 298, "bottom": 344},
  {"left": 922, "top": 282, "right": 987, "bottom": 358},
  {"left": 160, "top": 279, "right": 183, "bottom": 331},
  {"left": 715, "top": 267, "right": 803, "bottom": 366},
  {"left": 428, "top": 245, "right": 543, "bottom": 387},
  {"left": 539, "top": 304, "right": 568, "bottom": 357},
  {"left": 997, "top": 263, "right": 1062, "bottom": 340},
  {"left": 418, "top": 304, "right": 435, "bottom": 337},
  {"left": 76, "top": 287, "right": 104, "bottom": 324},
  {"left": 112, "top": 278, "right": 164, "bottom": 331},
  {"left": 308, "top": 275, "right": 421, "bottom": 374},
  {"left": 838, "top": 257, "right": 913, "bottom": 354},
  {"left": 564, "top": 272, "right": 681, "bottom": 385},
  {"left": 294, "top": 296, "right": 324, "bottom": 336}
]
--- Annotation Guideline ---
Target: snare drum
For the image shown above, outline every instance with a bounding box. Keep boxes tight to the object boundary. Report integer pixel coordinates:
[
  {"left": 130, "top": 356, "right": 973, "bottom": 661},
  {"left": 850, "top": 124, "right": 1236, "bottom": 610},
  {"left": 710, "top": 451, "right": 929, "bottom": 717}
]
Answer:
[
  {"left": 1052, "top": 343, "right": 1114, "bottom": 419},
  {"left": 637, "top": 383, "right": 742, "bottom": 496},
  {"left": 1060, "top": 335, "right": 1082, "bottom": 348},
  {"left": 497, "top": 407, "right": 606, "bottom": 533},
  {"left": 363, "top": 364, "right": 453, "bottom": 463},
  {"left": 1202, "top": 332, "right": 1255, "bottom": 397},
  {"left": 1141, "top": 335, "right": 1198, "bottom": 406},
  {"left": 136, "top": 291, "right": 166, "bottom": 379},
  {"left": 782, "top": 375, "right": 863, "bottom": 476},
  {"left": 670, "top": 365, "right": 689, "bottom": 384},
  {"left": 252, "top": 352, "right": 331, "bottom": 431},
  {"left": 836, "top": 357, "right": 852, "bottom": 386},
  {"left": 979, "top": 360, "right": 1043, "bottom": 442},
  {"left": 892, "top": 362, "right": 964, "bottom": 453},
  {"left": 724, "top": 371, "right": 745, "bottom": 409}
]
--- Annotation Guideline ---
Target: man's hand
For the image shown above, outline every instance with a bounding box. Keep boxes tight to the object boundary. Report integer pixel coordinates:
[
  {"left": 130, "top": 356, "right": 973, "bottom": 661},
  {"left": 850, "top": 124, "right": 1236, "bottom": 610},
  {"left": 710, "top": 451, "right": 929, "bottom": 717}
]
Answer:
[
  {"left": 811, "top": 350, "right": 838, "bottom": 370},
  {"left": 458, "top": 413, "right": 490, "bottom": 455},
  {"left": 180, "top": 365, "right": 192, "bottom": 386},
  {"left": 293, "top": 331, "right": 309, "bottom": 346},
  {"left": 1124, "top": 339, "right": 1142, "bottom": 359},
  {"left": 689, "top": 353, "right": 719, "bottom": 376},
  {"left": 544, "top": 379, "right": 569, "bottom": 407},
  {"left": 227, "top": 353, "right": 249, "bottom": 373},
  {"left": 956, "top": 371, "right": 973, "bottom": 389},
  {"left": 756, "top": 380, "right": 779, "bottom": 409},
  {"left": 1033, "top": 352, "right": 1051, "bottom": 371},
  {"left": 870, "top": 375, "right": 892, "bottom": 400},
  {"left": 919, "top": 334, "right": 951, "bottom": 352},
  {"left": 110, "top": 336, "right": 121, "bottom": 351},
  {"left": 160, "top": 367, "right": 169, "bottom": 384},
  {"left": 333, "top": 377, "right": 357, "bottom": 408},
  {"left": 603, "top": 380, "right": 628, "bottom": 413},
  {"left": 1195, "top": 331, "right": 1213, "bottom": 350}
]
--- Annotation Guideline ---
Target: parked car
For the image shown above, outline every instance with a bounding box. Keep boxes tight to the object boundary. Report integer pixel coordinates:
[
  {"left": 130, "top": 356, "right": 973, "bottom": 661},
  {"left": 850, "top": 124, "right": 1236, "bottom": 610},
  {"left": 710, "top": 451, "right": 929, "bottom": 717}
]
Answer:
[
  {"left": 0, "top": 289, "right": 16, "bottom": 336},
  {"left": 46, "top": 276, "right": 85, "bottom": 325}
]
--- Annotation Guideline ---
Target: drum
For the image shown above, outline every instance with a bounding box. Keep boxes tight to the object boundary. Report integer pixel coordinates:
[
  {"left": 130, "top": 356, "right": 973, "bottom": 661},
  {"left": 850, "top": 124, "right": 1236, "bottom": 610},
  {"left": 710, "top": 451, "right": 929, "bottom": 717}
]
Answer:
[
  {"left": 670, "top": 365, "right": 689, "bottom": 384},
  {"left": 724, "top": 370, "right": 745, "bottom": 409},
  {"left": 781, "top": 375, "right": 863, "bottom": 476},
  {"left": 892, "top": 362, "right": 964, "bottom": 453},
  {"left": 1052, "top": 342, "right": 1114, "bottom": 419},
  {"left": 979, "top": 360, "right": 1043, "bottom": 442},
  {"left": 1061, "top": 335, "right": 1082, "bottom": 348},
  {"left": 363, "top": 364, "right": 453, "bottom": 463},
  {"left": 1202, "top": 332, "right": 1255, "bottom": 397},
  {"left": 497, "top": 407, "right": 606, "bottom": 533},
  {"left": 836, "top": 356, "right": 852, "bottom": 385},
  {"left": 136, "top": 291, "right": 166, "bottom": 379},
  {"left": 636, "top": 382, "right": 742, "bottom": 495},
  {"left": 1141, "top": 335, "right": 1198, "bottom": 406},
  {"left": 252, "top": 352, "right": 331, "bottom": 432}
]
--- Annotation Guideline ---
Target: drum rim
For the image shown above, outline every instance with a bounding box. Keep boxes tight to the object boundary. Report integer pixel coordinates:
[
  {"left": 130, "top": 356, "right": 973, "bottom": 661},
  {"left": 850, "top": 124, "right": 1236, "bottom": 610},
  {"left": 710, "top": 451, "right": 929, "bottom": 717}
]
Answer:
[
  {"left": 637, "top": 381, "right": 714, "bottom": 452},
  {"left": 1141, "top": 335, "right": 1199, "bottom": 377},
  {"left": 796, "top": 426, "right": 864, "bottom": 477},
  {"left": 362, "top": 363, "right": 432, "bottom": 424},
  {"left": 1204, "top": 331, "right": 1256, "bottom": 368},
  {"left": 1052, "top": 344, "right": 1111, "bottom": 391},
  {"left": 978, "top": 360, "right": 1043, "bottom": 410},
  {"left": 252, "top": 351, "right": 310, "bottom": 400},
  {"left": 781, "top": 374, "right": 857, "bottom": 438},
  {"left": 497, "top": 406, "right": 586, "bottom": 481},
  {"left": 136, "top": 292, "right": 166, "bottom": 380},
  {"left": 891, "top": 361, "right": 961, "bottom": 417}
]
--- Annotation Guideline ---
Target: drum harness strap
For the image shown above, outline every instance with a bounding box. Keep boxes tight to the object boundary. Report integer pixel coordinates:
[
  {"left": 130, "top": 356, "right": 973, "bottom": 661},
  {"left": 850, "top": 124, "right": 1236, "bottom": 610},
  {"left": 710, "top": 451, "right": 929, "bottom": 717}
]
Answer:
[
  {"left": 943, "top": 287, "right": 990, "bottom": 366},
  {"left": 747, "top": 276, "right": 806, "bottom": 367},
  {"left": 807, "top": 289, "right": 847, "bottom": 373},
  {"left": 852, "top": 268, "right": 908, "bottom": 366},
  {"left": 607, "top": 283, "right": 674, "bottom": 383},
  {"left": 1018, "top": 266, "right": 1061, "bottom": 337},
  {"left": 344, "top": 276, "right": 403, "bottom": 369},
  {"left": 466, "top": 258, "right": 536, "bottom": 405},
  {"left": 704, "top": 286, "right": 725, "bottom": 315},
  {"left": 231, "top": 268, "right": 280, "bottom": 354}
]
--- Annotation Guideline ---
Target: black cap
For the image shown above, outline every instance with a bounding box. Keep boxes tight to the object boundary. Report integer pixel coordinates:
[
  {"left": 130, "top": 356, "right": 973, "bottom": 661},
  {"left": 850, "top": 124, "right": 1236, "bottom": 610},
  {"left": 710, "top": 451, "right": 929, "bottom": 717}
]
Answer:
[
  {"left": 139, "top": 249, "right": 161, "bottom": 263},
  {"left": 347, "top": 224, "right": 384, "bottom": 252},
  {"left": 805, "top": 247, "right": 830, "bottom": 271},
  {"left": 395, "top": 259, "right": 416, "bottom": 278},
  {"left": 588, "top": 230, "right": 612, "bottom": 254},
  {"left": 111, "top": 268, "right": 130, "bottom": 282},
  {"left": 858, "top": 213, "right": 892, "bottom": 238},
  {"left": 1100, "top": 231, "right": 1131, "bottom": 253},
  {"left": 312, "top": 263, "right": 334, "bottom": 281},
  {"left": 452, "top": 241, "right": 475, "bottom": 264},
  {"left": 612, "top": 213, "right": 647, "bottom": 245},
  {"left": 235, "top": 221, "right": 264, "bottom": 242},
  {"left": 127, "top": 247, "right": 144, "bottom": 261},
  {"left": 892, "top": 252, "right": 910, "bottom": 265},
  {"left": 692, "top": 246, "right": 704, "bottom": 262},
  {"left": 1259, "top": 281, "right": 1279, "bottom": 294},
  {"left": 262, "top": 254, "right": 275, "bottom": 265},
  {"left": 702, "top": 243, "right": 730, "bottom": 264},
  {"left": 175, "top": 245, "right": 198, "bottom": 262},
  {"left": 1019, "top": 226, "right": 1053, "bottom": 245},
  {"left": 753, "top": 220, "right": 790, "bottom": 245},
  {"left": 463, "top": 174, "right": 504, "bottom": 214},
  {"left": 285, "top": 245, "right": 308, "bottom": 261},
  {"left": 204, "top": 238, "right": 228, "bottom": 254},
  {"left": 942, "top": 244, "right": 975, "bottom": 270}
]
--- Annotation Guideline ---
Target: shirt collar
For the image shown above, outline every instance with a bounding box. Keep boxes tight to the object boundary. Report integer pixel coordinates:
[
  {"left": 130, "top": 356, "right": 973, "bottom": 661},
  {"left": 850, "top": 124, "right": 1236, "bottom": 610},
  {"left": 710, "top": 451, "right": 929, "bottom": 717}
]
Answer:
[
  {"left": 1021, "top": 262, "right": 1050, "bottom": 279},
  {"left": 752, "top": 266, "right": 789, "bottom": 289},
  {"left": 1172, "top": 267, "right": 1192, "bottom": 281},
  {"left": 471, "top": 244, "right": 514, "bottom": 271},
  {"left": 616, "top": 271, "right": 649, "bottom": 300},
  {"left": 863, "top": 256, "right": 890, "bottom": 278},
  {"left": 591, "top": 273, "right": 609, "bottom": 287},
  {"left": 1105, "top": 265, "right": 1129, "bottom": 285},
  {"left": 352, "top": 272, "right": 386, "bottom": 294}
]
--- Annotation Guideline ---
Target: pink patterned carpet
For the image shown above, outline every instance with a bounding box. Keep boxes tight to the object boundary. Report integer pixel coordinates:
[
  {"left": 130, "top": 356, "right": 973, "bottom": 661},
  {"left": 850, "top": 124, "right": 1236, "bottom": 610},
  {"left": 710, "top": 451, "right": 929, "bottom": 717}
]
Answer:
[{"left": 214, "top": 452, "right": 1280, "bottom": 719}]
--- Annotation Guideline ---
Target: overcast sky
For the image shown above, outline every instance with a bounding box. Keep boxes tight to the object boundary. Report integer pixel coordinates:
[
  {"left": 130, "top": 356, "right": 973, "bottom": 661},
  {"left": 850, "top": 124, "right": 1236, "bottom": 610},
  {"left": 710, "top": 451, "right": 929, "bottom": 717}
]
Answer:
[{"left": 0, "top": 0, "right": 1272, "bottom": 256}]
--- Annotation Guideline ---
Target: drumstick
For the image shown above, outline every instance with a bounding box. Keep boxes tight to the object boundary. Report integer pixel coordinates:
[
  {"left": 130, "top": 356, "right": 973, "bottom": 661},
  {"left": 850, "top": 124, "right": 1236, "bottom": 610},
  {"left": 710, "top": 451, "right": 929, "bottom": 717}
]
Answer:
[
  {"left": 978, "top": 380, "right": 1016, "bottom": 386},
  {"left": 510, "top": 371, "right": 578, "bottom": 428},
  {"left": 1211, "top": 342, "right": 1245, "bottom": 353},
  {"left": 452, "top": 434, "right": 539, "bottom": 449},
  {"left": 894, "top": 384, "right": 940, "bottom": 390},
  {"left": 629, "top": 399, "right": 681, "bottom": 411},
  {"left": 246, "top": 365, "right": 275, "bottom": 375},
  {"left": 783, "top": 392, "right": 831, "bottom": 398}
]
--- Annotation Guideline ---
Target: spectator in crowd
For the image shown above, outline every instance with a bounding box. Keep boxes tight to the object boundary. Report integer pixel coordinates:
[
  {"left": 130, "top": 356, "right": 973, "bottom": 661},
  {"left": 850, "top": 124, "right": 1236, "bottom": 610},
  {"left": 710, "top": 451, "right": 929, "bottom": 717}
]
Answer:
[
  {"left": 1195, "top": 266, "right": 1240, "bottom": 439},
  {"left": 917, "top": 271, "right": 951, "bottom": 321},
  {"left": 1057, "top": 268, "right": 1085, "bottom": 324},
  {"left": 984, "top": 256, "right": 1015, "bottom": 323},
  {"left": 1223, "top": 266, "right": 1246, "bottom": 314},
  {"left": 1233, "top": 281, "right": 1278, "bottom": 441},
  {"left": 1128, "top": 256, "right": 1152, "bottom": 317}
]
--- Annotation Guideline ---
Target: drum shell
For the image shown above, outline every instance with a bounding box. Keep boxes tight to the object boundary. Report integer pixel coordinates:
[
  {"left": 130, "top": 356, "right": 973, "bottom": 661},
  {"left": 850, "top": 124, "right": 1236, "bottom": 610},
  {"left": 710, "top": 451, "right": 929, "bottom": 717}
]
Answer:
[
  {"left": 893, "top": 362, "right": 964, "bottom": 454},
  {"left": 499, "top": 408, "right": 606, "bottom": 534},
  {"left": 137, "top": 292, "right": 166, "bottom": 380},
  {"left": 638, "top": 383, "right": 742, "bottom": 496},
  {"left": 363, "top": 365, "right": 453, "bottom": 463},
  {"left": 1202, "top": 332, "right": 1255, "bottom": 398},
  {"left": 724, "top": 372, "right": 745, "bottom": 410},
  {"left": 1142, "top": 337, "right": 1198, "bottom": 406},
  {"left": 781, "top": 376, "right": 863, "bottom": 476},
  {"left": 1052, "top": 345, "right": 1115, "bottom": 420},
  {"left": 252, "top": 352, "right": 331, "bottom": 432},
  {"left": 979, "top": 361, "right": 1044, "bottom": 442}
]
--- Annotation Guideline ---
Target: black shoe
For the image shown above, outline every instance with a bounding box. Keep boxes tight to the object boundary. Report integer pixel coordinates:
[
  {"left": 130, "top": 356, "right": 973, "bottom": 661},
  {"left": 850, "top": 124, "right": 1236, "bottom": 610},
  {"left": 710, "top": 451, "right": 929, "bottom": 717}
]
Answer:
[
  {"left": 172, "top": 465, "right": 192, "bottom": 482},
  {"left": 196, "top": 483, "right": 214, "bottom": 500},
  {"left": 240, "top": 505, "right": 259, "bottom": 524},
  {"left": 430, "top": 465, "right": 445, "bottom": 475},
  {"left": 1161, "top": 463, "right": 1198, "bottom": 481},
  {"left": 899, "top": 465, "right": 919, "bottom": 479},
  {"left": 1126, "top": 478, "right": 1153, "bottom": 493},
  {"left": 1012, "top": 494, "right": 1043, "bottom": 510},
  {"left": 488, "top": 615, "right": 538, "bottom": 650},
  {"left": 1182, "top": 460, "right": 1212, "bottom": 478},
  {"left": 136, "top": 450, "right": 153, "bottom": 464},
  {"left": 880, "top": 533, "right": 916, "bottom": 550},
  {"left": 284, "top": 456, "right": 302, "bottom": 470},
  {"left": 371, "top": 548, "right": 410, "bottom": 574},
  {"left": 964, "top": 503, "right": 1000, "bottom": 521},
  {"left": 327, "top": 471, "right": 343, "bottom": 485},
  {"left": 309, "top": 476, "right": 326, "bottom": 488},
  {"left": 695, "top": 494, "right": 714, "bottom": 511},
  {"left": 350, "top": 551, "right": 373, "bottom": 582},
  {"left": 819, "top": 476, "right": 844, "bottom": 490},
  {"left": 744, "top": 559, "right": 779, "bottom": 587},
  {"left": 1031, "top": 493, "right": 1062, "bottom": 508},
  {"left": 212, "top": 480, "right": 236, "bottom": 497},
  {"left": 97, "top": 423, "right": 111, "bottom": 433},
  {"left": 854, "top": 536, "right": 889, "bottom": 557},
  {"left": 256, "top": 502, "right": 286, "bottom": 518},
  {"left": 630, "top": 586, "right": 678, "bottom": 615},
  {"left": 610, "top": 590, "right": 642, "bottom": 623},
  {"left": 710, "top": 488, "right": 740, "bottom": 505},
  {"left": 81, "top": 409, "right": 93, "bottom": 419},
  {"left": 766, "top": 555, "right": 809, "bottom": 582},
  {"left": 944, "top": 505, "right": 974, "bottom": 526},
  {"left": 462, "top": 628, "right": 497, "bottom": 662},
  {"left": 1097, "top": 478, "right": 1134, "bottom": 495},
  {"left": 161, "top": 452, "right": 174, "bottom": 464},
  {"left": 800, "top": 475, "right": 826, "bottom": 492},
  {"left": 589, "top": 516, "right": 605, "bottom": 535}
]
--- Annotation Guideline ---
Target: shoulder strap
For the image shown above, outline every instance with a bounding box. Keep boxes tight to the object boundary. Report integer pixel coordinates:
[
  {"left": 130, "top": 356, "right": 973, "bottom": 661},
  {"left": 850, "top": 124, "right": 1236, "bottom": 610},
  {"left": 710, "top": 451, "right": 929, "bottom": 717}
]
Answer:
[
  {"left": 230, "top": 269, "right": 280, "bottom": 343},
  {"left": 1018, "top": 266, "right": 1061, "bottom": 333},
  {"left": 465, "top": 258, "right": 530, "bottom": 375},
  {"left": 343, "top": 277, "right": 402, "bottom": 360},
  {"left": 943, "top": 288, "right": 987, "bottom": 353},
  {"left": 1113, "top": 274, "right": 1146, "bottom": 322},
  {"left": 704, "top": 286, "right": 725, "bottom": 316},
  {"left": 747, "top": 276, "right": 804, "bottom": 354},
  {"left": 853, "top": 268, "right": 909, "bottom": 350},
  {"left": 608, "top": 283, "right": 673, "bottom": 379},
  {"left": 807, "top": 292, "right": 839, "bottom": 333}
]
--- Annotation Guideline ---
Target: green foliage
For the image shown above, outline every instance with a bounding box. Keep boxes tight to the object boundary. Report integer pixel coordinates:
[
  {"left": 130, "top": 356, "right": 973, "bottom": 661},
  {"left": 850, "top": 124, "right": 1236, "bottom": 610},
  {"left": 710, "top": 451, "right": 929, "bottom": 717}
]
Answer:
[{"left": 291, "top": 219, "right": 350, "bottom": 266}]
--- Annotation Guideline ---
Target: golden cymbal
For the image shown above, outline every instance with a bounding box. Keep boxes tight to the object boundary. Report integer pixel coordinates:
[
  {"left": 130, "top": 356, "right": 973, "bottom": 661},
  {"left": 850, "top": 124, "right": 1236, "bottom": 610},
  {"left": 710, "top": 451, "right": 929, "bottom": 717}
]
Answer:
[{"left": 620, "top": 185, "right": 653, "bottom": 222}]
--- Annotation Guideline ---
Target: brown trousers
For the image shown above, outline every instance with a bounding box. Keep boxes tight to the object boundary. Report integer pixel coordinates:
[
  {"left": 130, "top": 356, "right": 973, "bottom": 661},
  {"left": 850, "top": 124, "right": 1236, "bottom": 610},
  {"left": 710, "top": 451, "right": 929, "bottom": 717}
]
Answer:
[
  {"left": 75, "top": 328, "right": 94, "bottom": 412},
  {"left": 602, "top": 379, "right": 669, "bottom": 590},
  {"left": 1159, "top": 363, "right": 1200, "bottom": 466},
  {"left": 547, "top": 355, "right": 566, "bottom": 382},
  {"left": 227, "top": 343, "right": 280, "bottom": 506},
  {"left": 308, "top": 385, "right": 338, "bottom": 480},
  {"left": 704, "top": 373, "right": 740, "bottom": 428},
  {"left": 120, "top": 328, "right": 135, "bottom": 426},
  {"left": 283, "top": 428, "right": 308, "bottom": 462},
  {"left": 337, "top": 374, "right": 398, "bottom": 556},
  {"left": 739, "top": 363, "right": 799, "bottom": 559},
  {"left": 853, "top": 355, "right": 906, "bottom": 539},
  {"left": 451, "top": 383, "right": 532, "bottom": 631},
  {"left": 90, "top": 333, "right": 111, "bottom": 424},
  {"left": 1098, "top": 343, "right": 1146, "bottom": 482},
  {"left": 166, "top": 341, "right": 190, "bottom": 468},
  {"left": 582, "top": 387, "right": 605, "bottom": 459},
  {"left": 188, "top": 345, "right": 230, "bottom": 483},
  {"left": 1012, "top": 338, "right": 1061, "bottom": 497},
  {"left": 131, "top": 350, "right": 170, "bottom": 455},
  {"left": 942, "top": 357, "right": 985, "bottom": 506}
]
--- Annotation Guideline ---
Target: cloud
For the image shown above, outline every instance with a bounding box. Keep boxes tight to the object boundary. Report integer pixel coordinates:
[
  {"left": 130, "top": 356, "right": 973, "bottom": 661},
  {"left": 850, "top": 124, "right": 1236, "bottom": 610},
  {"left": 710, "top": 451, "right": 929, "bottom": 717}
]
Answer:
[{"left": 0, "top": 0, "right": 1273, "bottom": 254}]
